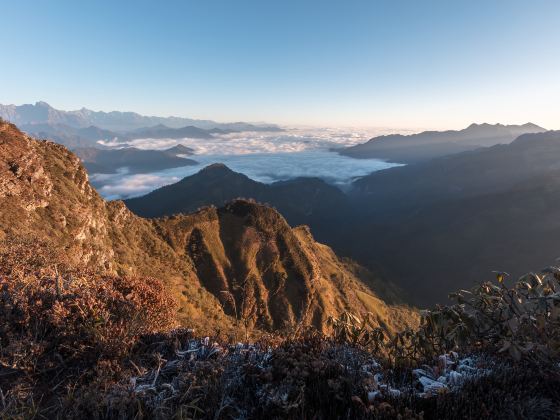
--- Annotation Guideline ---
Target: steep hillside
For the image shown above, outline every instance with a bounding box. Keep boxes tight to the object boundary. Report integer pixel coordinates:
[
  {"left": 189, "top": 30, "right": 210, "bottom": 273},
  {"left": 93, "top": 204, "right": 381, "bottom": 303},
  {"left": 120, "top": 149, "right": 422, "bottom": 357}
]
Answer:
[
  {"left": 338, "top": 122, "right": 546, "bottom": 163},
  {"left": 0, "top": 120, "right": 416, "bottom": 335}
]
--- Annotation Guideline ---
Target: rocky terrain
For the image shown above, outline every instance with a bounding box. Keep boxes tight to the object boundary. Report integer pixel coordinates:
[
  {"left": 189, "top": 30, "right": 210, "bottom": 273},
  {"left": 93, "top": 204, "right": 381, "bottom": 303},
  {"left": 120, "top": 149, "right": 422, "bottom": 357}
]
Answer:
[{"left": 124, "top": 163, "right": 350, "bottom": 244}]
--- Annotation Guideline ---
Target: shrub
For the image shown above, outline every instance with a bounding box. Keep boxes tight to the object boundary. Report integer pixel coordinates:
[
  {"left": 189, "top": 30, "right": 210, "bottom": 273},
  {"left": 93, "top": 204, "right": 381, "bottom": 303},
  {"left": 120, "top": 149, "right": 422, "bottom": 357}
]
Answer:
[
  {"left": 0, "top": 236, "right": 177, "bottom": 416},
  {"left": 328, "top": 267, "right": 560, "bottom": 365}
]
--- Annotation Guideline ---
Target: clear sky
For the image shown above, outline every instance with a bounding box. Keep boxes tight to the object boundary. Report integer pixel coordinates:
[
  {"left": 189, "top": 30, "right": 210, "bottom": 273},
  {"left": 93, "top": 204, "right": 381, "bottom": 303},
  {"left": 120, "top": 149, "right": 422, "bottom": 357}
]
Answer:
[{"left": 2, "top": 0, "right": 559, "bottom": 129}]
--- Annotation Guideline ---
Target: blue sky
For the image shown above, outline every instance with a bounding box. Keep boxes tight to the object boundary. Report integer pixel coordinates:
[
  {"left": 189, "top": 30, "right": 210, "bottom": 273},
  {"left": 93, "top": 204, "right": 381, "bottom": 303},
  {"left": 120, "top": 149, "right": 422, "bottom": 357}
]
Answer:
[{"left": 2, "top": 0, "right": 559, "bottom": 129}]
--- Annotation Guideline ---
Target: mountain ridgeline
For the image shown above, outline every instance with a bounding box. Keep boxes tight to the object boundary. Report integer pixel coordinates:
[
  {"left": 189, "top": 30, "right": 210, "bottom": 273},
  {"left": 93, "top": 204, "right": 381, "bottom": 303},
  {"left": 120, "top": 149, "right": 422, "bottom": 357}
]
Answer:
[
  {"left": 346, "top": 130, "right": 560, "bottom": 305},
  {"left": 0, "top": 101, "right": 284, "bottom": 132},
  {"left": 123, "top": 128, "right": 560, "bottom": 307},
  {"left": 0, "top": 120, "right": 416, "bottom": 335},
  {"left": 125, "top": 163, "right": 350, "bottom": 244}
]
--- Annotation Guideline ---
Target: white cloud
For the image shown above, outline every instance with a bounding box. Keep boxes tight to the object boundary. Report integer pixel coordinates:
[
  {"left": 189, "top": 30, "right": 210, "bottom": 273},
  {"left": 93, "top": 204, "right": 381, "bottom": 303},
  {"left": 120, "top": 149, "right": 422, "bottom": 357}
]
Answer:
[{"left": 91, "top": 173, "right": 180, "bottom": 200}]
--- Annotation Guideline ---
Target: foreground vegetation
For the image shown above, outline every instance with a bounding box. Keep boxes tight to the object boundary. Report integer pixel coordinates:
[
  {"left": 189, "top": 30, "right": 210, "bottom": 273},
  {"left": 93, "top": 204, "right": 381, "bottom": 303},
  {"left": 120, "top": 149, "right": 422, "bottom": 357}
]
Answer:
[{"left": 1, "top": 236, "right": 559, "bottom": 419}]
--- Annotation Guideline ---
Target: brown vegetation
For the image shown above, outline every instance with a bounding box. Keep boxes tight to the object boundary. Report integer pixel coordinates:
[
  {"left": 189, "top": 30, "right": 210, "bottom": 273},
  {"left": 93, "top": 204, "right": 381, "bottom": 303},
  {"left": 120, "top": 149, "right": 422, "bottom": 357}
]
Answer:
[{"left": 0, "top": 235, "right": 177, "bottom": 418}]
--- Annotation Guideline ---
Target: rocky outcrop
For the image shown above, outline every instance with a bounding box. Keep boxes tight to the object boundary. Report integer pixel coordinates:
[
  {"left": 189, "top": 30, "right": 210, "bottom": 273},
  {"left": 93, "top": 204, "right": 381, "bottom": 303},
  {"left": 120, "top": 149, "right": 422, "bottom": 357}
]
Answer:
[{"left": 0, "top": 122, "right": 52, "bottom": 210}]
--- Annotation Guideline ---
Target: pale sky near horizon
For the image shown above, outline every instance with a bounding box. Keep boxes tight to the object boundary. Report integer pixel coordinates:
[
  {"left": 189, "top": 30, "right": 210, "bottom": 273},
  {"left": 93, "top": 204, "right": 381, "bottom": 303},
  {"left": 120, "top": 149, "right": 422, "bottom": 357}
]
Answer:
[{"left": 2, "top": 0, "right": 559, "bottom": 130}]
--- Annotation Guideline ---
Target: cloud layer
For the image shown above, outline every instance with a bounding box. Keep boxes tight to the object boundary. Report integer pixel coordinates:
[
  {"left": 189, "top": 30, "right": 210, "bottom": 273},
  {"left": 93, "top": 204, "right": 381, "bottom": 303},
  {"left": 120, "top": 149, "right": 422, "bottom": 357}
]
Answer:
[
  {"left": 98, "top": 127, "right": 415, "bottom": 155},
  {"left": 91, "top": 150, "right": 401, "bottom": 200},
  {"left": 91, "top": 127, "right": 411, "bottom": 200}
]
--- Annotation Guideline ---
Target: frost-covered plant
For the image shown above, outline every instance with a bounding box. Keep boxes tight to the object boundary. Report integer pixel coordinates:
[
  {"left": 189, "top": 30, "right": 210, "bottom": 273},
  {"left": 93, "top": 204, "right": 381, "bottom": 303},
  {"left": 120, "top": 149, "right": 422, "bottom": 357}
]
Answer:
[{"left": 327, "top": 311, "right": 385, "bottom": 351}]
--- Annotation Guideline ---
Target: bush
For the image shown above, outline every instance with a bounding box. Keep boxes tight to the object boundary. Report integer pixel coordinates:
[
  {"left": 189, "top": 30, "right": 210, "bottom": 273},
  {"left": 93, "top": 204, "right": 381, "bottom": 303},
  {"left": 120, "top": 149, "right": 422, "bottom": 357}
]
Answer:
[
  {"left": 328, "top": 268, "right": 560, "bottom": 365},
  {"left": 0, "top": 236, "right": 177, "bottom": 416}
]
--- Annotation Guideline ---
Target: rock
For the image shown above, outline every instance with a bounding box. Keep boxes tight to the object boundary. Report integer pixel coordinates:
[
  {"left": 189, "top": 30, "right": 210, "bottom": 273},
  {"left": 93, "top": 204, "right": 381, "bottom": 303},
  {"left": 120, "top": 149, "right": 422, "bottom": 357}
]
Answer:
[{"left": 418, "top": 376, "right": 447, "bottom": 395}]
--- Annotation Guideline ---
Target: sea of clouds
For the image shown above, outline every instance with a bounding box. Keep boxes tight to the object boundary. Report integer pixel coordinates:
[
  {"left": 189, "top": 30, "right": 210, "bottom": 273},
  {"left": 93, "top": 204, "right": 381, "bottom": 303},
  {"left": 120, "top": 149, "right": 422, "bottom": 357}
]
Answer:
[{"left": 92, "top": 127, "right": 411, "bottom": 200}]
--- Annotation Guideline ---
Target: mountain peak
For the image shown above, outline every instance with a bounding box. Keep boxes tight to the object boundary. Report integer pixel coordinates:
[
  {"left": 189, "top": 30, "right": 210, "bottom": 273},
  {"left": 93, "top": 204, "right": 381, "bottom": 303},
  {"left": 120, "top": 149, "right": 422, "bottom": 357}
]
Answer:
[
  {"left": 465, "top": 122, "right": 497, "bottom": 130},
  {"left": 521, "top": 122, "right": 545, "bottom": 130},
  {"left": 199, "top": 163, "right": 235, "bottom": 174},
  {"left": 34, "top": 101, "right": 52, "bottom": 108},
  {"left": 165, "top": 144, "right": 195, "bottom": 155}
]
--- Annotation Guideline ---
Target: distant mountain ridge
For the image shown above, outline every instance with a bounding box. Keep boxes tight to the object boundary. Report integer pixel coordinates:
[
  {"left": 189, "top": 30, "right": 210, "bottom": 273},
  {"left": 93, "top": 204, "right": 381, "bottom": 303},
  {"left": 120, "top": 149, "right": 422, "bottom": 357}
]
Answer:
[
  {"left": 74, "top": 146, "right": 198, "bottom": 174},
  {"left": 0, "top": 101, "right": 284, "bottom": 132},
  {"left": 351, "top": 129, "right": 560, "bottom": 204},
  {"left": 338, "top": 122, "right": 546, "bottom": 163},
  {"left": 128, "top": 124, "right": 214, "bottom": 140},
  {"left": 19, "top": 121, "right": 217, "bottom": 151},
  {"left": 18, "top": 123, "right": 121, "bottom": 149}
]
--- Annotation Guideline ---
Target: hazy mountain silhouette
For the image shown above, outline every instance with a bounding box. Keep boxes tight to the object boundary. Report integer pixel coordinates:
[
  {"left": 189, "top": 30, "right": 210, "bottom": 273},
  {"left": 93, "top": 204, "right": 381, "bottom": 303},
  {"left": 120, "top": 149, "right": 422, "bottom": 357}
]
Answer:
[
  {"left": 340, "top": 131, "right": 560, "bottom": 305},
  {"left": 338, "top": 123, "right": 546, "bottom": 163},
  {"left": 129, "top": 124, "right": 214, "bottom": 140},
  {"left": 19, "top": 123, "right": 119, "bottom": 149},
  {"left": 21, "top": 120, "right": 216, "bottom": 150},
  {"left": 164, "top": 144, "right": 195, "bottom": 156}
]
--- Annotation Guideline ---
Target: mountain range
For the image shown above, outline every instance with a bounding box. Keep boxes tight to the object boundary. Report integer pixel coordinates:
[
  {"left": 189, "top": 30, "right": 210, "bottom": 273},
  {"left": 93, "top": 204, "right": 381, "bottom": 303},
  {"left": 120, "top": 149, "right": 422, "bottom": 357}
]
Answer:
[
  {"left": 123, "top": 130, "right": 560, "bottom": 306},
  {"left": 0, "top": 119, "right": 416, "bottom": 334},
  {"left": 344, "top": 130, "right": 560, "bottom": 304},
  {"left": 0, "top": 101, "right": 283, "bottom": 151},
  {"left": 0, "top": 101, "right": 283, "bottom": 132},
  {"left": 338, "top": 122, "right": 546, "bottom": 163}
]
